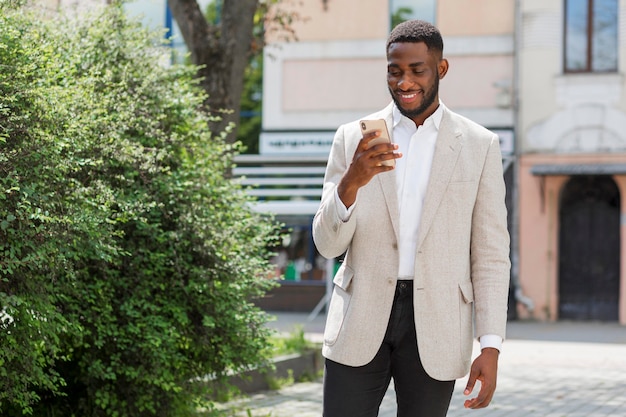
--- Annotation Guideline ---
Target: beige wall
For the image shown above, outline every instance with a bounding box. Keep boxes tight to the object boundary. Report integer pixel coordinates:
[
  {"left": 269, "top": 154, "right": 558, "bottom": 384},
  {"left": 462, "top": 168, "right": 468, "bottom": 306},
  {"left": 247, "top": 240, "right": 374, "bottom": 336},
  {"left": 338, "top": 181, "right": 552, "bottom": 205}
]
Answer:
[
  {"left": 437, "top": 0, "right": 515, "bottom": 36},
  {"left": 263, "top": 39, "right": 389, "bottom": 130},
  {"left": 441, "top": 55, "right": 513, "bottom": 109},
  {"left": 263, "top": 1, "right": 515, "bottom": 143},
  {"left": 437, "top": 0, "right": 515, "bottom": 126},
  {"left": 277, "top": 0, "right": 390, "bottom": 42},
  {"left": 282, "top": 57, "right": 388, "bottom": 112},
  {"left": 518, "top": 0, "right": 563, "bottom": 150},
  {"left": 264, "top": 0, "right": 392, "bottom": 130}
]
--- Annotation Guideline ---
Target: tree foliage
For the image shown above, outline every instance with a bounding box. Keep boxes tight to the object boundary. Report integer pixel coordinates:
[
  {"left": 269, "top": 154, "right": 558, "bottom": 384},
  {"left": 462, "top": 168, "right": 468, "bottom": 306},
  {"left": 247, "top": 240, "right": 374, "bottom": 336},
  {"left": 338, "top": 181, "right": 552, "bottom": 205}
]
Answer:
[{"left": 0, "top": 3, "right": 280, "bottom": 415}]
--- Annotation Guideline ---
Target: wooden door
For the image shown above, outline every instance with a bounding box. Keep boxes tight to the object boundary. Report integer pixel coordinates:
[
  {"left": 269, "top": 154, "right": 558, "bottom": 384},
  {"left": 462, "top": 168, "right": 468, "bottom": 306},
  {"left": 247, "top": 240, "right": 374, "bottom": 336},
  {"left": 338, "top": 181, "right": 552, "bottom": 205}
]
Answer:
[{"left": 558, "top": 175, "right": 620, "bottom": 321}]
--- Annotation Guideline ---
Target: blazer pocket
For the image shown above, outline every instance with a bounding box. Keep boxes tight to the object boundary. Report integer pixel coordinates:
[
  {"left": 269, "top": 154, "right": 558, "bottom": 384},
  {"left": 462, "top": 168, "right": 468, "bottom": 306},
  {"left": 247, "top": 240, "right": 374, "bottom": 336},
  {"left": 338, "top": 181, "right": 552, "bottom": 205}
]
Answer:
[
  {"left": 333, "top": 264, "right": 354, "bottom": 291},
  {"left": 325, "top": 265, "right": 354, "bottom": 346},
  {"left": 459, "top": 280, "right": 474, "bottom": 304}
]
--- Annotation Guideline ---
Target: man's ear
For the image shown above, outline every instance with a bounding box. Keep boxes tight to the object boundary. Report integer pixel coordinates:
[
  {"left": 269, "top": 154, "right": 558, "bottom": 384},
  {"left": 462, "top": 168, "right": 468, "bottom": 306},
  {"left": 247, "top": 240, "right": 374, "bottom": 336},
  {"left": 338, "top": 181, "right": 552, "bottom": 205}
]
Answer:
[{"left": 438, "top": 58, "right": 449, "bottom": 79}]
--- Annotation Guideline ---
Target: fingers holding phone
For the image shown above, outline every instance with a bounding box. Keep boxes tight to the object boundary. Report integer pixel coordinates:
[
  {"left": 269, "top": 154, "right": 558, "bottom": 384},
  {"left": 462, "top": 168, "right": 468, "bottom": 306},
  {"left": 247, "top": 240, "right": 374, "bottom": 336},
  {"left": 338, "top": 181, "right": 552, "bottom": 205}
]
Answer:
[
  {"left": 338, "top": 119, "right": 401, "bottom": 208},
  {"left": 360, "top": 119, "right": 400, "bottom": 167}
]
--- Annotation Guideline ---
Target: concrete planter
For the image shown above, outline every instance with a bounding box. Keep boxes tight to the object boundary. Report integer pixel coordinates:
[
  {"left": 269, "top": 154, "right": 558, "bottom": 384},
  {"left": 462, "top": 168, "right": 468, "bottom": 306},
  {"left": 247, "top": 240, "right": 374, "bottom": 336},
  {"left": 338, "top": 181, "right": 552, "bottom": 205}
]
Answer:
[{"left": 226, "top": 348, "right": 323, "bottom": 394}]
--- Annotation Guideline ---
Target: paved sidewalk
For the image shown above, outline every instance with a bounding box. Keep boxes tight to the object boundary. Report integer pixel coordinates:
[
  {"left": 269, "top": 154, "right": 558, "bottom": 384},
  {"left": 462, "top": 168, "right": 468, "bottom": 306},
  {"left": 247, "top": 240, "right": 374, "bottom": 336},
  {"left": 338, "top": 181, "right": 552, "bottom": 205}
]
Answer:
[{"left": 218, "top": 314, "right": 626, "bottom": 416}]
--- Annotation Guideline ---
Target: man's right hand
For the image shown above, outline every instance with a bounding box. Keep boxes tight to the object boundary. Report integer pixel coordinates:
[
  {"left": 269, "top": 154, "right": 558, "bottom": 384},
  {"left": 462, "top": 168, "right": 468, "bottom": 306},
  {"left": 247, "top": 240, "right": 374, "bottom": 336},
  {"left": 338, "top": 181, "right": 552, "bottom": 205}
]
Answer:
[{"left": 337, "top": 130, "right": 401, "bottom": 208}]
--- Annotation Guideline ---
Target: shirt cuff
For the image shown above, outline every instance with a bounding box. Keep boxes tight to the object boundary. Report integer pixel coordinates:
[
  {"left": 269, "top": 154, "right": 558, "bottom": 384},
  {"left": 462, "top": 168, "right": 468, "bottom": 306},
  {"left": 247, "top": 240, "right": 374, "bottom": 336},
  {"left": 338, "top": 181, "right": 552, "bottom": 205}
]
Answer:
[
  {"left": 334, "top": 188, "right": 355, "bottom": 222},
  {"left": 479, "top": 334, "right": 502, "bottom": 352}
]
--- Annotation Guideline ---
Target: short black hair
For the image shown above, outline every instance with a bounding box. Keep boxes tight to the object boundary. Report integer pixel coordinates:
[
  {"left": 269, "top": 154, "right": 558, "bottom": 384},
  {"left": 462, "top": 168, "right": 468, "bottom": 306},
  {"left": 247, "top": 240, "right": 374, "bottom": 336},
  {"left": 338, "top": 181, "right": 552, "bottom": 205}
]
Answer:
[{"left": 386, "top": 20, "right": 444, "bottom": 54}]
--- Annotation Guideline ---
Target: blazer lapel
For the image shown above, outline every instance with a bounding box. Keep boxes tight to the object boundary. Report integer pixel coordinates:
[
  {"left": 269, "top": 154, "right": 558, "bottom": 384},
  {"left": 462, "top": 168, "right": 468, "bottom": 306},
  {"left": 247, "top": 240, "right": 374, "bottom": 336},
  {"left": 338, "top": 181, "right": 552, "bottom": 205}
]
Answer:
[
  {"left": 416, "top": 109, "right": 464, "bottom": 249},
  {"left": 378, "top": 108, "right": 400, "bottom": 241}
]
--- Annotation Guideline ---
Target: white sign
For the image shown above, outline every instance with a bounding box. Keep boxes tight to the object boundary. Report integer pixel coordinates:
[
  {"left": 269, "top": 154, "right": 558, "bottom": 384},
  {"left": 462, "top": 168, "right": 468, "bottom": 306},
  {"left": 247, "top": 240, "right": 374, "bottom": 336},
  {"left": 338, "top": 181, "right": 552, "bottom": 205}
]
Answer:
[{"left": 260, "top": 131, "right": 334, "bottom": 155}]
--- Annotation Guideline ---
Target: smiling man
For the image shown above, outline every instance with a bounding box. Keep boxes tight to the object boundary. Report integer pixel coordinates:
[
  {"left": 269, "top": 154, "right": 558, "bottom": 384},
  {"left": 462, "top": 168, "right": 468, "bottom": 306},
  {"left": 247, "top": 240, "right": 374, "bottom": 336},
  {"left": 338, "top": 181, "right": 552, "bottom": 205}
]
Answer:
[{"left": 313, "top": 20, "right": 511, "bottom": 417}]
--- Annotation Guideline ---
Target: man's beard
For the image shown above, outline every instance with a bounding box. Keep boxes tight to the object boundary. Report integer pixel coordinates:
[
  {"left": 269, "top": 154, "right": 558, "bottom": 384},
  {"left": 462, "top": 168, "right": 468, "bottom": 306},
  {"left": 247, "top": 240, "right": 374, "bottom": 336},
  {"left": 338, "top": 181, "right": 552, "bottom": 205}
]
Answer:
[{"left": 390, "top": 77, "right": 439, "bottom": 120}]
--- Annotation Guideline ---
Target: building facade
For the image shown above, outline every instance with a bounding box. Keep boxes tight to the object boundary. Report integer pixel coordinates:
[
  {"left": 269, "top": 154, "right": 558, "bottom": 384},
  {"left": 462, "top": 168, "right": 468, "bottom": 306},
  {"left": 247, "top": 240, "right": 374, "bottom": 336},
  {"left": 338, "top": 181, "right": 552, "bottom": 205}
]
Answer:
[{"left": 518, "top": 0, "right": 626, "bottom": 324}]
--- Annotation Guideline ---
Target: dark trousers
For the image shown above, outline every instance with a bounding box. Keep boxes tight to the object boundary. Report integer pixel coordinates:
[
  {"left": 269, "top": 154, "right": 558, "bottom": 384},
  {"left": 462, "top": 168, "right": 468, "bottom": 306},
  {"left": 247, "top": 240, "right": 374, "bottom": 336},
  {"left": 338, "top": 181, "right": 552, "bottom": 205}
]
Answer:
[{"left": 323, "top": 280, "right": 455, "bottom": 417}]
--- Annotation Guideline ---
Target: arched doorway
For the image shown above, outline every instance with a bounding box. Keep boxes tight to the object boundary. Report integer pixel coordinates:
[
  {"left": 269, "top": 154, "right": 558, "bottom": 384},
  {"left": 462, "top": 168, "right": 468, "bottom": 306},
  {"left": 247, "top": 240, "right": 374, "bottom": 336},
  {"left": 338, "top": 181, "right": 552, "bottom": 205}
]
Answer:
[{"left": 558, "top": 175, "right": 621, "bottom": 321}]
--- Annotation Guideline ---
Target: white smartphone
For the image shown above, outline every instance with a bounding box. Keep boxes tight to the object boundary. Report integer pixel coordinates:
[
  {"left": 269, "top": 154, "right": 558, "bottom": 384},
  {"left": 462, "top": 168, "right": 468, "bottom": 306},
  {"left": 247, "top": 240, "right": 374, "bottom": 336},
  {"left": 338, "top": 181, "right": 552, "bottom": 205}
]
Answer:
[{"left": 359, "top": 119, "right": 395, "bottom": 167}]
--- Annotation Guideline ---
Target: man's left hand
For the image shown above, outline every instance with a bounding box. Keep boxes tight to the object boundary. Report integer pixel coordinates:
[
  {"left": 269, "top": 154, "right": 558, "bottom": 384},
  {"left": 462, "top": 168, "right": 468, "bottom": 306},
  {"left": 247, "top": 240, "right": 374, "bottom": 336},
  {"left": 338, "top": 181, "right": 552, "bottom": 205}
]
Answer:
[{"left": 463, "top": 347, "right": 499, "bottom": 409}]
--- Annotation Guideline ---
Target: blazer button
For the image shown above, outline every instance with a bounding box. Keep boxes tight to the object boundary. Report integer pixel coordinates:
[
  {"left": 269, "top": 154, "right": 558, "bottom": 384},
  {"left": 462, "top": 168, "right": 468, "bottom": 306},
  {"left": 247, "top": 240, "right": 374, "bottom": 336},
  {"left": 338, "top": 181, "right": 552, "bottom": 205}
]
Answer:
[{"left": 392, "top": 243, "right": 398, "bottom": 250}]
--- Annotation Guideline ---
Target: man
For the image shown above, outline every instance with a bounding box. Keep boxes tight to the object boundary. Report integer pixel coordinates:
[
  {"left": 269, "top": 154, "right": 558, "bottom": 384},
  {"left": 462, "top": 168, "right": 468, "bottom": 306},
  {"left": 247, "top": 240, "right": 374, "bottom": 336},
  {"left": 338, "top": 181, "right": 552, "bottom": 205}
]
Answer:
[{"left": 312, "top": 20, "right": 510, "bottom": 417}]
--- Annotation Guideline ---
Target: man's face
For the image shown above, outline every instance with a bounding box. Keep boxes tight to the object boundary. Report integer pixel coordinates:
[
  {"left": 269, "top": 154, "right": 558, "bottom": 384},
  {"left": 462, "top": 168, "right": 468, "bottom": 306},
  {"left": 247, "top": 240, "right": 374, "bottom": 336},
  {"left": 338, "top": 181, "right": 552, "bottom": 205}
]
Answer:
[{"left": 386, "top": 42, "right": 448, "bottom": 122}]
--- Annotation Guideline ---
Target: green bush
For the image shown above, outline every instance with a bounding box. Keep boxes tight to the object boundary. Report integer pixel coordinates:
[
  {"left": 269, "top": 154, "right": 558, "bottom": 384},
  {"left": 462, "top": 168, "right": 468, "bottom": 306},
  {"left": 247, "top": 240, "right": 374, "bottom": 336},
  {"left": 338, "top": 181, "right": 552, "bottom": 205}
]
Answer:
[{"left": 0, "top": 4, "right": 280, "bottom": 416}]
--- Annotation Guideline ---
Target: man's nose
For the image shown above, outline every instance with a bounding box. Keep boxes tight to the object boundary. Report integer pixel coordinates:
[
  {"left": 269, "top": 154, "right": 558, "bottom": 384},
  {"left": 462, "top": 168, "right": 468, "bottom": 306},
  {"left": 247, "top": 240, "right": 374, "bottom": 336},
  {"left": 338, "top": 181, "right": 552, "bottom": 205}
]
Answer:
[{"left": 397, "top": 74, "right": 414, "bottom": 89}]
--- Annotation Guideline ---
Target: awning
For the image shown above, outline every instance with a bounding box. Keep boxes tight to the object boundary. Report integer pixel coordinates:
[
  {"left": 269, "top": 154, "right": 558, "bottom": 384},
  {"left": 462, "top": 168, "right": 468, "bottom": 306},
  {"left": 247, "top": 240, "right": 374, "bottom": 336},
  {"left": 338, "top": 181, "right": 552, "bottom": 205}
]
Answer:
[{"left": 531, "top": 163, "right": 626, "bottom": 176}]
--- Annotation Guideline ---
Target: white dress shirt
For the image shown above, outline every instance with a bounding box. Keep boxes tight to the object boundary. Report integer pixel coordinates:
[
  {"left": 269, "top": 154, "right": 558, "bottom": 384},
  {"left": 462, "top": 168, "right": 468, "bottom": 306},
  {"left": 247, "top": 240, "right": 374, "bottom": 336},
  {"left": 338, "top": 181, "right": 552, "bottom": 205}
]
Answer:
[
  {"left": 334, "top": 102, "right": 502, "bottom": 351},
  {"left": 393, "top": 103, "right": 439, "bottom": 278}
]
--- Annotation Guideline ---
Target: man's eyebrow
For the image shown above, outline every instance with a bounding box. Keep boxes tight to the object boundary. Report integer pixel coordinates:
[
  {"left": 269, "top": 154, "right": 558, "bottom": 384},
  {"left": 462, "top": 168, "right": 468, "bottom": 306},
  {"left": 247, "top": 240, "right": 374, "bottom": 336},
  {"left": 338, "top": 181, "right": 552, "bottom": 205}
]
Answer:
[{"left": 387, "top": 62, "right": 426, "bottom": 67}]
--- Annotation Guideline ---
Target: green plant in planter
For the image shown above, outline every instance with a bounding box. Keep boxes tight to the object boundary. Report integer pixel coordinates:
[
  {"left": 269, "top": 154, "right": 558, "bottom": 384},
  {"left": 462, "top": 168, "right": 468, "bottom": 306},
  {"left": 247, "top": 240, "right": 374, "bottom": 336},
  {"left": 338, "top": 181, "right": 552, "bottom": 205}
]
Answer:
[{"left": 268, "top": 325, "right": 317, "bottom": 356}]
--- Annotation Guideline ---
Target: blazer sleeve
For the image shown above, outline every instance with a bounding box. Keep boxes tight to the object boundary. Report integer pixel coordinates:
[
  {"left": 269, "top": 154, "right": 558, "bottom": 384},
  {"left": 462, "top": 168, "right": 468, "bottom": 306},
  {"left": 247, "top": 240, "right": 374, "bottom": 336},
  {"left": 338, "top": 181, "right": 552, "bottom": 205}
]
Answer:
[
  {"left": 312, "top": 124, "right": 358, "bottom": 259},
  {"left": 470, "top": 133, "right": 511, "bottom": 340}
]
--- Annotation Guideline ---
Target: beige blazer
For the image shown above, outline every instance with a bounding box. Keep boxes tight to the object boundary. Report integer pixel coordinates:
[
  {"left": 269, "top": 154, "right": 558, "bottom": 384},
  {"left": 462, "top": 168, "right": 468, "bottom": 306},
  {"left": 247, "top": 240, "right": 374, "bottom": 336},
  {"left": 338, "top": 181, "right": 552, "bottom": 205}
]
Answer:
[{"left": 312, "top": 103, "right": 510, "bottom": 381}]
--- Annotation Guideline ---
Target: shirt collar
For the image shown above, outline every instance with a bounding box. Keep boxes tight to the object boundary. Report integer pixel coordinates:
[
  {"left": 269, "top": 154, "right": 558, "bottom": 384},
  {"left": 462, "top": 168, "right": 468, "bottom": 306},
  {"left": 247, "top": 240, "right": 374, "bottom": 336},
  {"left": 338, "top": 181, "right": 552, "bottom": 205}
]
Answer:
[{"left": 392, "top": 101, "right": 446, "bottom": 130}]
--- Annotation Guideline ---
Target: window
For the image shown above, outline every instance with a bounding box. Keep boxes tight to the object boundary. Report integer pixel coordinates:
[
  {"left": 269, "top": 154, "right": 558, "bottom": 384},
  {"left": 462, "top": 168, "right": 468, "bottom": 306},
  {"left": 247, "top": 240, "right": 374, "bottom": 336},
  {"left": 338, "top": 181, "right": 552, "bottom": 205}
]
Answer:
[
  {"left": 390, "top": 0, "right": 436, "bottom": 29},
  {"left": 564, "top": 0, "right": 618, "bottom": 73}
]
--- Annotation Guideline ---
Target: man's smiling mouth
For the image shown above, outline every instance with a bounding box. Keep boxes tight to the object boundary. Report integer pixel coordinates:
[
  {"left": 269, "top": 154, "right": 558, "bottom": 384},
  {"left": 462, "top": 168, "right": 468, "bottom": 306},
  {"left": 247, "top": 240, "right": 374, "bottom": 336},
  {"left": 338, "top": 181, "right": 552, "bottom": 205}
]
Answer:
[{"left": 398, "top": 91, "right": 421, "bottom": 103}]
